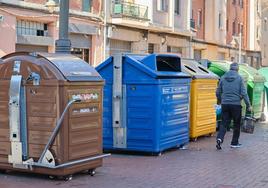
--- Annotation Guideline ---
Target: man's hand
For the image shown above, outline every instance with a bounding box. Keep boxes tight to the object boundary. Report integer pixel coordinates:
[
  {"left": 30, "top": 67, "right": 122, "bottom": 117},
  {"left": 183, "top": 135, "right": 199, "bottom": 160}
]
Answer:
[{"left": 247, "top": 106, "right": 252, "bottom": 112}]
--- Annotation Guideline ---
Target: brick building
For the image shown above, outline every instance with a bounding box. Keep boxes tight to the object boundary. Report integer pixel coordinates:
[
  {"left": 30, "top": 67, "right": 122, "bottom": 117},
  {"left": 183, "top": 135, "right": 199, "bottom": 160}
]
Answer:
[{"left": 0, "top": 0, "right": 104, "bottom": 66}]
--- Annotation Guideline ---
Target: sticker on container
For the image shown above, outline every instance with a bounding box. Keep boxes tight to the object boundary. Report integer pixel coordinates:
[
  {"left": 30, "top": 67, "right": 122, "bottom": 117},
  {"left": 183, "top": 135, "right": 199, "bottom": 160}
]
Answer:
[
  {"left": 72, "top": 93, "right": 99, "bottom": 101},
  {"left": 162, "top": 86, "right": 188, "bottom": 94},
  {"left": 73, "top": 107, "right": 98, "bottom": 114},
  {"left": 70, "top": 72, "right": 92, "bottom": 76}
]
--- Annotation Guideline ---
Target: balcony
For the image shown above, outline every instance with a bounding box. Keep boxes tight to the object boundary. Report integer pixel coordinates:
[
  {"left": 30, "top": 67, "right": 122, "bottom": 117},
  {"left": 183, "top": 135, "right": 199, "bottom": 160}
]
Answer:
[{"left": 112, "top": 1, "right": 149, "bottom": 21}]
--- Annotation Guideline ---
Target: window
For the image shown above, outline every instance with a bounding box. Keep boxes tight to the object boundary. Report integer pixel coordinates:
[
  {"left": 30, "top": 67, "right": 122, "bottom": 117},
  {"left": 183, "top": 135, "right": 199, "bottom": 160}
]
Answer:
[
  {"left": 167, "top": 46, "right": 182, "bottom": 54},
  {"left": 197, "top": 10, "right": 202, "bottom": 28},
  {"left": 158, "top": 0, "right": 168, "bottom": 12},
  {"left": 226, "top": 19, "right": 229, "bottom": 31},
  {"left": 238, "top": 23, "right": 240, "bottom": 34},
  {"left": 232, "top": 21, "right": 236, "bottom": 35},
  {"left": 174, "top": 0, "right": 180, "bottom": 15},
  {"left": 240, "top": 24, "right": 244, "bottom": 35},
  {"left": 82, "top": 0, "right": 92, "bottom": 12},
  {"left": 219, "top": 13, "right": 223, "bottom": 29},
  {"left": 264, "top": 45, "right": 266, "bottom": 58},
  {"left": 71, "top": 48, "right": 90, "bottom": 64},
  {"left": 232, "top": 0, "right": 236, "bottom": 4},
  {"left": 264, "top": 18, "right": 267, "bottom": 31},
  {"left": 16, "top": 20, "right": 48, "bottom": 37},
  {"left": 240, "top": 0, "right": 243, "bottom": 8},
  {"left": 148, "top": 43, "right": 154, "bottom": 54},
  {"left": 257, "top": 26, "right": 260, "bottom": 39},
  {"left": 257, "top": 0, "right": 260, "bottom": 14}
]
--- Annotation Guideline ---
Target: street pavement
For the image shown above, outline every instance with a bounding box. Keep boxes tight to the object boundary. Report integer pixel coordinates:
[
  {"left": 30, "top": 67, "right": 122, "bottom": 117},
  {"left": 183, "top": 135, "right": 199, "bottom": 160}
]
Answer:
[{"left": 1, "top": 122, "right": 268, "bottom": 188}]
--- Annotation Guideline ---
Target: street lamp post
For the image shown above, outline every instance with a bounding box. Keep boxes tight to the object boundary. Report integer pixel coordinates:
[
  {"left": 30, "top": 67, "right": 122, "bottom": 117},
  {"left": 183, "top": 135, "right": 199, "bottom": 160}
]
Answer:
[
  {"left": 46, "top": 0, "right": 71, "bottom": 53},
  {"left": 56, "top": 0, "right": 71, "bottom": 53},
  {"left": 231, "top": 30, "right": 242, "bottom": 64},
  {"left": 238, "top": 31, "right": 242, "bottom": 64}
]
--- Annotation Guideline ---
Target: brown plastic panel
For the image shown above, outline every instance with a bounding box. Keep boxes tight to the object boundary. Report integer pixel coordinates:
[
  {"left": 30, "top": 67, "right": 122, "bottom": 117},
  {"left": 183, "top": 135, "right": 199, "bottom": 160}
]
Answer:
[{"left": 0, "top": 52, "right": 104, "bottom": 176}]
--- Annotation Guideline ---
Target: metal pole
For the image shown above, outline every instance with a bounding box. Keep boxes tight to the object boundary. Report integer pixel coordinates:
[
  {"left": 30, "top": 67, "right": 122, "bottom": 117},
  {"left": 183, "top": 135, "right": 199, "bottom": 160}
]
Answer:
[
  {"left": 38, "top": 99, "right": 79, "bottom": 163},
  {"left": 55, "top": 0, "right": 71, "bottom": 53},
  {"left": 239, "top": 32, "right": 242, "bottom": 64}
]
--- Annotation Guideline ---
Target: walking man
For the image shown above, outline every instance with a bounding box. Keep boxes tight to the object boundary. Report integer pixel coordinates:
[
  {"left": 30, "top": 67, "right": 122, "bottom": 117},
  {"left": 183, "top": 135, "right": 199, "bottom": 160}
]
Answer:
[{"left": 216, "top": 62, "right": 251, "bottom": 150}]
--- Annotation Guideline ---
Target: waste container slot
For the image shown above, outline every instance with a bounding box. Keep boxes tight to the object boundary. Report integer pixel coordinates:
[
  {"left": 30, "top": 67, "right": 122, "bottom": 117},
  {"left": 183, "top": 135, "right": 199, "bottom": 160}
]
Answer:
[
  {"left": 184, "top": 65, "right": 196, "bottom": 73},
  {"left": 198, "top": 66, "right": 209, "bottom": 74},
  {"left": 156, "top": 57, "right": 181, "bottom": 72}
]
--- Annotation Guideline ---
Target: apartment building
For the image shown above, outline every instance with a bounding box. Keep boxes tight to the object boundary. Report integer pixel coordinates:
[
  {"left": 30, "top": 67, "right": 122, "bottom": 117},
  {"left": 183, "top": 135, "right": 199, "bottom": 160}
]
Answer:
[
  {"left": 226, "top": 0, "right": 248, "bottom": 63},
  {"left": 262, "top": 0, "right": 268, "bottom": 66},
  {"left": 104, "top": 0, "right": 194, "bottom": 59},
  {"left": 191, "top": 0, "right": 229, "bottom": 61},
  {"left": 0, "top": 0, "right": 103, "bottom": 65},
  {"left": 246, "top": 0, "right": 262, "bottom": 68}
]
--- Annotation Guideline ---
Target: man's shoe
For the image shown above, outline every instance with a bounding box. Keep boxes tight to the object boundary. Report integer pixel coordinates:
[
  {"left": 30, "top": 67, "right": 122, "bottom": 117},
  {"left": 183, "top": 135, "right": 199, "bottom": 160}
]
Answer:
[
  {"left": 230, "top": 143, "right": 242, "bottom": 148},
  {"left": 216, "top": 139, "right": 222, "bottom": 150}
]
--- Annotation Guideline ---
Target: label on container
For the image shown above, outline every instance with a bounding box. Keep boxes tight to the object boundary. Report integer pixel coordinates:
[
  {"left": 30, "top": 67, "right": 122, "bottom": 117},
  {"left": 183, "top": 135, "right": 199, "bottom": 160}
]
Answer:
[
  {"left": 73, "top": 106, "right": 98, "bottom": 114},
  {"left": 72, "top": 93, "right": 99, "bottom": 101},
  {"left": 162, "top": 86, "right": 188, "bottom": 94}
]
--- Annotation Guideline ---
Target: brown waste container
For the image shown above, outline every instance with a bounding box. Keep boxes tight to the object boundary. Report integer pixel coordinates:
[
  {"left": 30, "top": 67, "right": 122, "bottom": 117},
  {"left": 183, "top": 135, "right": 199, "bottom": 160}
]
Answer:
[{"left": 0, "top": 52, "right": 108, "bottom": 179}]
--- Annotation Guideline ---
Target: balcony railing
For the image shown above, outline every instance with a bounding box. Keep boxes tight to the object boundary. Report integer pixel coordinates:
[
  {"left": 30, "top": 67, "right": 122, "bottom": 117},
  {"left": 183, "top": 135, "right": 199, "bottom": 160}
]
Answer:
[
  {"left": 112, "top": 0, "right": 149, "bottom": 20},
  {"left": 190, "top": 19, "right": 195, "bottom": 29}
]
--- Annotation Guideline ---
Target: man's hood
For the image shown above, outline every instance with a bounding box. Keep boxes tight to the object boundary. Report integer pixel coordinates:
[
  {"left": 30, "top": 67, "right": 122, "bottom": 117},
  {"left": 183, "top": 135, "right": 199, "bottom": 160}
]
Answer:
[{"left": 224, "top": 70, "right": 239, "bottom": 82}]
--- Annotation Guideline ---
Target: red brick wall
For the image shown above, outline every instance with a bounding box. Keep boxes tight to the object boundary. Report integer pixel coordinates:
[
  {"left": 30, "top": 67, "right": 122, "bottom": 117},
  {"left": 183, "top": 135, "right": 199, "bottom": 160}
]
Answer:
[
  {"left": 70, "top": 0, "right": 82, "bottom": 11},
  {"left": 226, "top": 0, "right": 248, "bottom": 49},
  {"left": 192, "top": 0, "right": 205, "bottom": 40}
]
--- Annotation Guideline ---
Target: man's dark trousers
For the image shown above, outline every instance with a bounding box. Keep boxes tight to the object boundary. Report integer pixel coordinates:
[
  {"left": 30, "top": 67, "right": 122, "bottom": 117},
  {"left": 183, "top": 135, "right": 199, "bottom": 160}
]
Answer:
[{"left": 217, "top": 104, "right": 242, "bottom": 145}]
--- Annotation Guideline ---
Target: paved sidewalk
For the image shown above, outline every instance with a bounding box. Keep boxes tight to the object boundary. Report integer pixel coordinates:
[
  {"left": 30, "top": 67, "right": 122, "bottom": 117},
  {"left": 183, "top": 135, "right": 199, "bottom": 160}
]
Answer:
[{"left": 1, "top": 122, "right": 268, "bottom": 188}]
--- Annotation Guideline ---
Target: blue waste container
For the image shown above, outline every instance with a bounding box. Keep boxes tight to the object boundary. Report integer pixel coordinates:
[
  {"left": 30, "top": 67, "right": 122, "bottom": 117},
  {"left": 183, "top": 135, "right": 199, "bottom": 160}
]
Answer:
[{"left": 96, "top": 54, "right": 191, "bottom": 154}]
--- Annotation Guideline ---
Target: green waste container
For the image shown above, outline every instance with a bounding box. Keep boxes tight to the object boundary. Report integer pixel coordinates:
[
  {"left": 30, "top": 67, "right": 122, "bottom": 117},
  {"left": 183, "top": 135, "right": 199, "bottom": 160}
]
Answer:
[
  {"left": 258, "top": 68, "right": 268, "bottom": 115},
  {"left": 207, "top": 60, "right": 248, "bottom": 117},
  {"left": 238, "top": 64, "right": 265, "bottom": 119}
]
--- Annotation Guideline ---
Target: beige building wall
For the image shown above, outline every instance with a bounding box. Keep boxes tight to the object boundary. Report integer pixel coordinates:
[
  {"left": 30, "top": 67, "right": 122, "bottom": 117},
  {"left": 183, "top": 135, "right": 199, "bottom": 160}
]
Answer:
[
  {"left": 261, "top": 0, "right": 268, "bottom": 66},
  {"left": 204, "top": 0, "right": 227, "bottom": 45},
  {"left": 106, "top": 0, "right": 194, "bottom": 58},
  {"left": 0, "top": 9, "right": 16, "bottom": 57},
  {"left": 248, "top": 0, "right": 262, "bottom": 52}
]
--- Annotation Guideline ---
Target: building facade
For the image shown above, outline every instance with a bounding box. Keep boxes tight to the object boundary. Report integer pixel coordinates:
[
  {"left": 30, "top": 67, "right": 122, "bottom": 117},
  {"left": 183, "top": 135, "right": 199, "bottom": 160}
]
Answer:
[
  {"left": 261, "top": 0, "right": 268, "bottom": 66},
  {"left": 246, "top": 0, "right": 262, "bottom": 68},
  {"left": 104, "top": 0, "right": 194, "bottom": 59},
  {"left": 0, "top": 0, "right": 103, "bottom": 66},
  {"left": 191, "top": 0, "right": 228, "bottom": 61},
  {"left": 0, "top": 0, "right": 264, "bottom": 67}
]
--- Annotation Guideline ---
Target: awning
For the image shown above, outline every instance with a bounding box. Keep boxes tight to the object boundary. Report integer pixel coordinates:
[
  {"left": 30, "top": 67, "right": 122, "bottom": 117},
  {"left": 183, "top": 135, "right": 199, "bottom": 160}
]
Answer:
[{"left": 69, "top": 23, "right": 98, "bottom": 35}]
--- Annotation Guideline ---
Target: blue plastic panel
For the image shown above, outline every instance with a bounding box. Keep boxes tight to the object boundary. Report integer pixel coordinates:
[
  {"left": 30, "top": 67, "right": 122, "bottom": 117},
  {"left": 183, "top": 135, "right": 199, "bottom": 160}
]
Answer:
[{"left": 97, "top": 54, "right": 191, "bottom": 153}]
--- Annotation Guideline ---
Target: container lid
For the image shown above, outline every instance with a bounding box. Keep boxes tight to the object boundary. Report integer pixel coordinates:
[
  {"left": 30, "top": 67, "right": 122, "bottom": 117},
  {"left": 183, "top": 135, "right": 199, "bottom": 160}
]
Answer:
[
  {"left": 1, "top": 52, "right": 102, "bottom": 82},
  {"left": 139, "top": 54, "right": 191, "bottom": 78},
  {"left": 209, "top": 60, "right": 249, "bottom": 82},
  {"left": 238, "top": 64, "right": 266, "bottom": 83},
  {"left": 181, "top": 58, "right": 219, "bottom": 79},
  {"left": 96, "top": 54, "right": 191, "bottom": 79},
  {"left": 39, "top": 53, "right": 103, "bottom": 81},
  {"left": 259, "top": 67, "right": 268, "bottom": 88}
]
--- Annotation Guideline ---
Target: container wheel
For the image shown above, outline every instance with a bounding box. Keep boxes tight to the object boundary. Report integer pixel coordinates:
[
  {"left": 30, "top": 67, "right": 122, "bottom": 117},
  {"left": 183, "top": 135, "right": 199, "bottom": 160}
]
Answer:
[
  {"left": 0, "top": 169, "right": 6, "bottom": 174},
  {"left": 48, "top": 175, "right": 55, "bottom": 180},
  {"left": 193, "top": 138, "right": 198, "bottom": 142},
  {"left": 209, "top": 133, "right": 214, "bottom": 137},
  {"left": 157, "top": 152, "right": 162, "bottom": 157},
  {"left": 88, "top": 169, "right": 96, "bottom": 176},
  {"left": 63, "top": 175, "right": 73, "bottom": 181}
]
